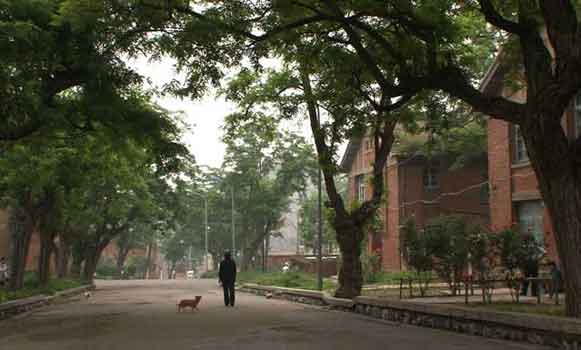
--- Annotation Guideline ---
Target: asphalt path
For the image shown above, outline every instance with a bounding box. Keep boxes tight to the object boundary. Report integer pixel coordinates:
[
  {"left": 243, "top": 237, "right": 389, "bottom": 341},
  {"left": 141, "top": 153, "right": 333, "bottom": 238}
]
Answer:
[{"left": 0, "top": 279, "right": 549, "bottom": 350}]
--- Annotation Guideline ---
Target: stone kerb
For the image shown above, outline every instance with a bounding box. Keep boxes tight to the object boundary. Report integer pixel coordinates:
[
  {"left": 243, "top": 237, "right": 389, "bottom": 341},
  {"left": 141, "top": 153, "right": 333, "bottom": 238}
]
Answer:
[
  {"left": 240, "top": 284, "right": 326, "bottom": 306},
  {"left": 241, "top": 284, "right": 581, "bottom": 349},
  {"left": 353, "top": 296, "right": 581, "bottom": 349},
  {"left": 0, "top": 284, "right": 95, "bottom": 321}
]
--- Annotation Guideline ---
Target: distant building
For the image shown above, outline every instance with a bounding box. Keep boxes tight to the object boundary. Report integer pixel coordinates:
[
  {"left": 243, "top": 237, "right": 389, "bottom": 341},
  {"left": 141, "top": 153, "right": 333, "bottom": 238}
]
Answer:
[{"left": 341, "top": 135, "right": 489, "bottom": 271}]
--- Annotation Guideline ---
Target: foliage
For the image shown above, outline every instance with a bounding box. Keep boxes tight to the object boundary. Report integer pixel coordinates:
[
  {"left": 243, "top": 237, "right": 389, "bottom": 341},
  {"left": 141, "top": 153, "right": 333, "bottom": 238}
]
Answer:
[
  {"left": 497, "top": 228, "right": 545, "bottom": 273},
  {"left": 96, "top": 258, "right": 117, "bottom": 280},
  {"left": 400, "top": 217, "right": 433, "bottom": 296},
  {"left": 237, "top": 271, "right": 335, "bottom": 291},
  {"left": 361, "top": 248, "right": 382, "bottom": 284},
  {"left": 0, "top": 276, "right": 82, "bottom": 304},
  {"left": 423, "top": 215, "right": 476, "bottom": 293},
  {"left": 298, "top": 176, "right": 347, "bottom": 254}
]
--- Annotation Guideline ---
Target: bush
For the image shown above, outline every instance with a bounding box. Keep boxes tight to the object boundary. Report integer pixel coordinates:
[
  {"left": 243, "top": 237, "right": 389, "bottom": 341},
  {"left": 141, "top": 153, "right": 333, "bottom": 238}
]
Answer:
[
  {"left": 96, "top": 258, "right": 117, "bottom": 279},
  {"left": 401, "top": 218, "right": 433, "bottom": 296},
  {"left": 200, "top": 270, "right": 218, "bottom": 279},
  {"left": 237, "top": 271, "right": 335, "bottom": 290},
  {"left": 0, "top": 276, "right": 83, "bottom": 304}
]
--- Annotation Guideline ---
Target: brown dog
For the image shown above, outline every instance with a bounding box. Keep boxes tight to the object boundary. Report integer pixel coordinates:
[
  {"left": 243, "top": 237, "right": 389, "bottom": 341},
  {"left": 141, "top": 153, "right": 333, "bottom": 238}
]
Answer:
[{"left": 177, "top": 296, "right": 202, "bottom": 312}]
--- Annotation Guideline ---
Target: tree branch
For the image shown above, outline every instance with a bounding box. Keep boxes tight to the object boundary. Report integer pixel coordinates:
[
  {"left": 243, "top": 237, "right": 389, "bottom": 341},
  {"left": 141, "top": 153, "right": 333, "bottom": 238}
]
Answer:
[
  {"left": 478, "top": 0, "right": 526, "bottom": 34},
  {"left": 431, "top": 65, "right": 525, "bottom": 124}
]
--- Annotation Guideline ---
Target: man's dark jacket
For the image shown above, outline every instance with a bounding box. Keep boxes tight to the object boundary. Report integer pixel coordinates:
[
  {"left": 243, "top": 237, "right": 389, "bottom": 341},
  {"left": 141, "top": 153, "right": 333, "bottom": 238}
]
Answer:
[{"left": 219, "top": 258, "right": 237, "bottom": 285}]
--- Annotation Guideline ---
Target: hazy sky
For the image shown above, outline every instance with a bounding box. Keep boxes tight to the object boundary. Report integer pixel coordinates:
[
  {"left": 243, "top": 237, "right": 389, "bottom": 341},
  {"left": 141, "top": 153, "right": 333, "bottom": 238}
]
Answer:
[
  {"left": 131, "top": 56, "right": 235, "bottom": 168},
  {"left": 131, "top": 56, "right": 342, "bottom": 169}
]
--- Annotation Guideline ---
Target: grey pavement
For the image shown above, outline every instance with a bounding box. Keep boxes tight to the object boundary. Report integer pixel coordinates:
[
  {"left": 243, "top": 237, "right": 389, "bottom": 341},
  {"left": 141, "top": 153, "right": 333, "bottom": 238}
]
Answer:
[{"left": 0, "top": 279, "right": 549, "bottom": 350}]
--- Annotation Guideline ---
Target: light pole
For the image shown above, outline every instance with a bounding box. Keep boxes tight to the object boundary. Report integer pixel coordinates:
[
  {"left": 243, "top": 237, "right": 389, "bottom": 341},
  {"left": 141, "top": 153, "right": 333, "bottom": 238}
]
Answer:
[
  {"left": 317, "top": 167, "right": 323, "bottom": 291},
  {"left": 231, "top": 187, "right": 235, "bottom": 255},
  {"left": 191, "top": 192, "right": 209, "bottom": 272}
]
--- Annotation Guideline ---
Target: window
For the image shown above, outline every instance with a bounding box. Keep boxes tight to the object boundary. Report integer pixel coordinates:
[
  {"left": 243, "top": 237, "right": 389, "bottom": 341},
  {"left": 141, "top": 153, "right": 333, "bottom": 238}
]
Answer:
[
  {"left": 355, "top": 175, "right": 366, "bottom": 202},
  {"left": 574, "top": 93, "right": 581, "bottom": 137},
  {"left": 423, "top": 166, "right": 439, "bottom": 190},
  {"left": 514, "top": 125, "right": 528, "bottom": 163},
  {"left": 515, "top": 201, "right": 544, "bottom": 245}
]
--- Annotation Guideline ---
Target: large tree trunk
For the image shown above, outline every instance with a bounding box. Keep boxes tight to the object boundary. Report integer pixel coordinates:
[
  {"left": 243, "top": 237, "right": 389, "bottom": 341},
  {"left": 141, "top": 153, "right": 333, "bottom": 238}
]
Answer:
[
  {"left": 9, "top": 230, "right": 32, "bottom": 290},
  {"left": 334, "top": 219, "right": 364, "bottom": 298},
  {"left": 82, "top": 248, "right": 104, "bottom": 284},
  {"left": 241, "top": 232, "right": 266, "bottom": 271},
  {"left": 116, "top": 247, "right": 130, "bottom": 279},
  {"left": 145, "top": 241, "right": 153, "bottom": 279},
  {"left": 37, "top": 233, "right": 54, "bottom": 287},
  {"left": 55, "top": 241, "right": 70, "bottom": 279},
  {"left": 8, "top": 210, "right": 33, "bottom": 290},
  {"left": 523, "top": 114, "right": 581, "bottom": 317}
]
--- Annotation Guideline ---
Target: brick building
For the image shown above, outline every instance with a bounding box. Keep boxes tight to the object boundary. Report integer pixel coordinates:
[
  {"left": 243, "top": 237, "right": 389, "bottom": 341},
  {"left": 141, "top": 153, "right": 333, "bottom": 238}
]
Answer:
[
  {"left": 482, "top": 59, "right": 581, "bottom": 263},
  {"left": 341, "top": 136, "right": 489, "bottom": 271}
]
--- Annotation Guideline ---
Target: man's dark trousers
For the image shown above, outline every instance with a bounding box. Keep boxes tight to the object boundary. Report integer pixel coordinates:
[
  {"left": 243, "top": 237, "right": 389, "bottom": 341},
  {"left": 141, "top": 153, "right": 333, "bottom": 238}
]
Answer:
[{"left": 223, "top": 282, "right": 235, "bottom": 306}]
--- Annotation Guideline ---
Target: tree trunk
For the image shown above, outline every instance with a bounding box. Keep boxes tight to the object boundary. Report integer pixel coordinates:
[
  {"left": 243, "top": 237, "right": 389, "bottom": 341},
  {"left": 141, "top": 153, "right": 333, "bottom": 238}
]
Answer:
[
  {"left": 8, "top": 210, "right": 33, "bottom": 290},
  {"left": 9, "top": 230, "right": 32, "bottom": 290},
  {"left": 56, "top": 242, "right": 70, "bottom": 279},
  {"left": 241, "top": 230, "right": 268, "bottom": 271},
  {"left": 37, "top": 233, "right": 54, "bottom": 287},
  {"left": 145, "top": 241, "right": 153, "bottom": 279},
  {"left": 82, "top": 242, "right": 108, "bottom": 284},
  {"left": 521, "top": 109, "right": 581, "bottom": 317},
  {"left": 116, "top": 247, "right": 129, "bottom": 279},
  {"left": 334, "top": 221, "right": 364, "bottom": 299}
]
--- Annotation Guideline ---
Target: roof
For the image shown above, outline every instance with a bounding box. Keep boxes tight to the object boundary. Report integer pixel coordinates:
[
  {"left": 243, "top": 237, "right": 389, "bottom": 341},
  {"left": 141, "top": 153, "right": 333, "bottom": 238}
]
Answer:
[{"left": 339, "top": 137, "right": 362, "bottom": 173}]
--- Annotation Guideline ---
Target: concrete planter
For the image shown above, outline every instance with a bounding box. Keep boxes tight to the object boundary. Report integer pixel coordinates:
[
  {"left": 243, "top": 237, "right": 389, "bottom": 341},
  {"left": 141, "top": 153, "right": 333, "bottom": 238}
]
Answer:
[
  {"left": 0, "top": 284, "right": 95, "bottom": 321},
  {"left": 241, "top": 284, "right": 581, "bottom": 349}
]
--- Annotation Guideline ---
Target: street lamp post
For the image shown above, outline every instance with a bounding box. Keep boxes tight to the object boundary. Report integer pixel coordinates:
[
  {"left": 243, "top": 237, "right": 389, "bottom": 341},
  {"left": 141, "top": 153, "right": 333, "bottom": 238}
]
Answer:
[
  {"left": 231, "top": 187, "right": 235, "bottom": 255},
  {"left": 191, "top": 192, "right": 209, "bottom": 273}
]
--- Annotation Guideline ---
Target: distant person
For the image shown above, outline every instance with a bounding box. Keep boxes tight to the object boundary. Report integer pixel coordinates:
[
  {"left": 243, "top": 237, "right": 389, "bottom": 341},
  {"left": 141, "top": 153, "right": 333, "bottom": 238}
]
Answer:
[
  {"left": 219, "top": 251, "right": 237, "bottom": 307},
  {"left": 0, "top": 257, "right": 8, "bottom": 288}
]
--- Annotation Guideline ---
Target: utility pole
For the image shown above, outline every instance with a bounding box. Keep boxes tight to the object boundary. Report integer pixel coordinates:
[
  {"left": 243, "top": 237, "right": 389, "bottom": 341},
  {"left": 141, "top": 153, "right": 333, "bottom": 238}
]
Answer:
[
  {"left": 204, "top": 198, "right": 208, "bottom": 272},
  {"left": 232, "top": 187, "right": 235, "bottom": 255},
  {"left": 317, "top": 168, "right": 323, "bottom": 291}
]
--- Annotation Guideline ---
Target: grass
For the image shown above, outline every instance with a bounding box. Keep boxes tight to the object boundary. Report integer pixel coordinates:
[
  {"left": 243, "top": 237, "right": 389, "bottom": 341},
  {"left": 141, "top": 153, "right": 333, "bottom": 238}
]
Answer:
[
  {"left": 0, "top": 273, "right": 83, "bottom": 304},
  {"left": 236, "top": 271, "right": 336, "bottom": 291},
  {"left": 364, "top": 271, "right": 435, "bottom": 286},
  {"left": 466, "top": 302, "right": 566, "bottom": 318}
]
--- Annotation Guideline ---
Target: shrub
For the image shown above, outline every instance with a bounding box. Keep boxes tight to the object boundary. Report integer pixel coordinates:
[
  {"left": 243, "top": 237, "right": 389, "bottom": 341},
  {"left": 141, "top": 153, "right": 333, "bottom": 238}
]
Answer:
[{"left": 401, "top": 217, "right": 433, "bottom": 296}]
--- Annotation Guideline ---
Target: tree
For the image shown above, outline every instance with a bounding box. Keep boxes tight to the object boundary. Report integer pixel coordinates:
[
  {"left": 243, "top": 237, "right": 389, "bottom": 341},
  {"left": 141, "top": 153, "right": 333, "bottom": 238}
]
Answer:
[
  {"left": 423, "top": 215, "right": 475, "bottom": 295},
  {"left": 220, "top": 115, "right": 317, "bottom": 270},
  {"left": 400, "top": 218, "right": 433, "bottom": 297},
  {"left": 0, "top": 0, "right": 157, "bottom": 141}
]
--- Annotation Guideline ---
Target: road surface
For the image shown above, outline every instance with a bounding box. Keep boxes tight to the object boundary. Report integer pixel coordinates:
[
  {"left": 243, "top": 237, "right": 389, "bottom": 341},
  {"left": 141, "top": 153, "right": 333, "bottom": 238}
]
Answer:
[{"left": 0, "top": 279, "right": 548, "bottom": 350}]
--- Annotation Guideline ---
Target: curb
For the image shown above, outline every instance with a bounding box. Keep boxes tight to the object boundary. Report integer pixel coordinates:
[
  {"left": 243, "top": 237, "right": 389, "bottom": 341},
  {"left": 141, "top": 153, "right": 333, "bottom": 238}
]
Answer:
[
  {"left": 241, "top": 284, "right": 581, "bottom": 349},
  {"left": 0, "top": 284, "right": 95, "bottom": 321}
]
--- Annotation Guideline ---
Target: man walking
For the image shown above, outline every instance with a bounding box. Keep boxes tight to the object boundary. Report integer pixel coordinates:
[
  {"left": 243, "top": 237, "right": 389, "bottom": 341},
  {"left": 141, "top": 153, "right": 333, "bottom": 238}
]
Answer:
[{"left": 219, "top": 251, "right": 236, "bottom": 307}]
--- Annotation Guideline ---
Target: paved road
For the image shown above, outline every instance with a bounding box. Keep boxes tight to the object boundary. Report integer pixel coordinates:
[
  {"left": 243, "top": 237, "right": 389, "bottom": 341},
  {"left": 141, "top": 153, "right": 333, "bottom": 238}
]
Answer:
[{"left": 0, "top": 280, "right": 548, "bottom": 350}]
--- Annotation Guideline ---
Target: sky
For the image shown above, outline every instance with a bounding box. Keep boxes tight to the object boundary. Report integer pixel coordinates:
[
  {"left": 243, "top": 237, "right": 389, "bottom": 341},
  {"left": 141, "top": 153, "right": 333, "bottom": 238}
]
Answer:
[
  {"left": 131, "top": 56, "right": 343, "bottom": 169},
  {"left": 131, "top": 56, "right": 235, "bottom": 168}
]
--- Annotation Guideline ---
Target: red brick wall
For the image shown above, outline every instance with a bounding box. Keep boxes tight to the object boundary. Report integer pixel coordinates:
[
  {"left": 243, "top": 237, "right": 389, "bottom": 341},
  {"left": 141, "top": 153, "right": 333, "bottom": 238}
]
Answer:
[
  {"left": 486, "top": 100, "right": 575, "bottom": 263},
  {"left": 488, "top": 118, "right": 513, "bottom": 231},
  {"left": 346, "top": 137, "right": 489, "bottom": 272},
  {"left": 383, "top": 156, "right": 401, "bottom": 271}
]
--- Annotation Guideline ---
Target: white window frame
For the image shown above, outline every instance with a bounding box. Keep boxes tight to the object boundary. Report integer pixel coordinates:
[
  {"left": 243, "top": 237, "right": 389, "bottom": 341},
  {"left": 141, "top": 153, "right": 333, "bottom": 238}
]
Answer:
[
  {"left": 356, "top": 175, "right": 366, "bottom": 202},
  {"left": 514, "top": 125, "right": 528, "bottom": 163}
]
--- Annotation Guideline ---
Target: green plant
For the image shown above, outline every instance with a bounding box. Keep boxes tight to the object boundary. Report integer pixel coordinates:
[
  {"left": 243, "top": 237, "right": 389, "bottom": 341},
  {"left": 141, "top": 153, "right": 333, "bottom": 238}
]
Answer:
[
  {"left": 424, "top": 215, "right": 475, "bottom": 295},
  {"left": 401, "top": 217, "right": 433, "bottom": 296}
]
